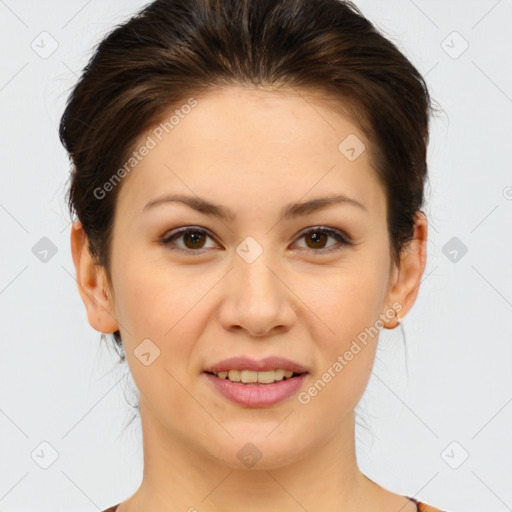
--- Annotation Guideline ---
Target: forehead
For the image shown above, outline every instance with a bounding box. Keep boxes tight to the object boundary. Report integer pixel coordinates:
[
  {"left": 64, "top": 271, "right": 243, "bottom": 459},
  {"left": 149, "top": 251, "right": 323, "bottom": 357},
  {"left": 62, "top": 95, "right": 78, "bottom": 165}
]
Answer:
[{"left": 115, "top": 86, "right": 386, "bottom": 221}]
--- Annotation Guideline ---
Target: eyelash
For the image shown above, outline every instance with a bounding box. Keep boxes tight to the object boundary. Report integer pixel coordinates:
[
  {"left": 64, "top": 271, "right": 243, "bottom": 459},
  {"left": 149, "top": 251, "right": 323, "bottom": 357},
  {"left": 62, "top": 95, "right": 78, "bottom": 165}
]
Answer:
[{"left": 160, "top": 226, "right": 354, "bottom": 256}]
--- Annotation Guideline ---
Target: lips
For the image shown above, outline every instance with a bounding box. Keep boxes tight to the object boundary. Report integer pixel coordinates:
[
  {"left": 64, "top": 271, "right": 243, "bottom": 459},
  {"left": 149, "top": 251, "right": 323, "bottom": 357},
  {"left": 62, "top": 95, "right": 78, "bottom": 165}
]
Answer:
[
  {"left": 203, "top": 356, "right": 309, "bottom": 374},
  {"left": 204, "top": 371, "right": 308, "bottom": 407},
  {"left": 202, "top": 356, "right": 309, "bottom": 407}
]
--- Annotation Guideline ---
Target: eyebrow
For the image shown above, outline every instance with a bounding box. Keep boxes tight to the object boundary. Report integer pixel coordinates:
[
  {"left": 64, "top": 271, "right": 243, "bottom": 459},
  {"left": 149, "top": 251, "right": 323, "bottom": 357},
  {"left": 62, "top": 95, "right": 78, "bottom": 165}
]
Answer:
[{"left": 142, "top": 193, "right": 368, "bottom": 221}]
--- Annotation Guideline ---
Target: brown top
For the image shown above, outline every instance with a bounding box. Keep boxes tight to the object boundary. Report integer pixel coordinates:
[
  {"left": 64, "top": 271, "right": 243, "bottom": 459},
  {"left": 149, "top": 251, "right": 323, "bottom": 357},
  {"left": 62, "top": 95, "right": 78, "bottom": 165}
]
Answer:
[
  {"left": 408, "top": 496, "right": 447, "bottom": 511},
  {"left": 102, "top": 496, "right": 446, "bottom": 511}
]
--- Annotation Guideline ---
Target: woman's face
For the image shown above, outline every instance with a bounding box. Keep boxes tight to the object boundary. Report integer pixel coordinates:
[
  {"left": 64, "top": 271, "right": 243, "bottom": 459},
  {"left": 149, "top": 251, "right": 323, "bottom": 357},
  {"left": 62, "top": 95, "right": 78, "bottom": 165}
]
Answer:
[{"left": 76, "top": 86, "right": 421, "bottom": 469}]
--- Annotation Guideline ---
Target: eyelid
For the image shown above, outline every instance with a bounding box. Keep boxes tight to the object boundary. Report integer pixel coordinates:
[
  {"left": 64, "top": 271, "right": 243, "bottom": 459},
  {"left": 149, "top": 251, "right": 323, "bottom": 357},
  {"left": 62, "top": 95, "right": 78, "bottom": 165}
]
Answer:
[
  {"left": 160, "top": 225, "right": 355, "bottom": 255},
  {"left": 294, "top": 226, "right": 354, "bottom": 250},
  {"left": 160, "top": 226, "right": 220, "bottom": 254}
]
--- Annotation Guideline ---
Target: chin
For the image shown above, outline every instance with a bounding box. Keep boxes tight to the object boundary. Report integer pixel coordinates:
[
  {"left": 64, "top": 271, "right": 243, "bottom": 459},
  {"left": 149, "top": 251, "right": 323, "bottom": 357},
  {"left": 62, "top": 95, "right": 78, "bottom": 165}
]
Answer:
[{"left": 204, "top": 435, "right": 309, "bottom": 471}]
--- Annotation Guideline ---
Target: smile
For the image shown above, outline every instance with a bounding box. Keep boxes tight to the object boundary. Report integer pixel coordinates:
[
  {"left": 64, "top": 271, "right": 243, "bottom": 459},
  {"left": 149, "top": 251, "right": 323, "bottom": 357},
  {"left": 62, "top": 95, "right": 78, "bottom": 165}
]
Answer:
[{"left": 209, "top": 369, "right": 302, "bottom": 384}]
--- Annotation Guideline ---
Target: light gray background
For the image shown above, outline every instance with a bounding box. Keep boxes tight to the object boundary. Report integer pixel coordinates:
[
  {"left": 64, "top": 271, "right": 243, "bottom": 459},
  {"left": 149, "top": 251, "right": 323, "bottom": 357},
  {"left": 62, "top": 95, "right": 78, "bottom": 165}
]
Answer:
[{"left": 1, "top": 1, "right": 511, "bottom": 511}]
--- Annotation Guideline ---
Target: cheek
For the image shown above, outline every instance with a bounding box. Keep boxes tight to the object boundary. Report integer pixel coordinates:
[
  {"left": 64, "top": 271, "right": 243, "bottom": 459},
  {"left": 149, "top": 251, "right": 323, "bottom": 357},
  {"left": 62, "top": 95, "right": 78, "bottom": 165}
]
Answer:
[
  {"left": 305, "top": 257, "right": 389, "bottom": 343},
  {"left": 113, "top": 250, "right": 200, "bottom": 337},
  {"left": 109, "top": 253, "right": 195, "bottom": 364},
  {"left": 111, "top": 257, "right": 208, "bottom": 414},
  {"left": 299, "top": 256, "right": 389, "bottom": 402}
]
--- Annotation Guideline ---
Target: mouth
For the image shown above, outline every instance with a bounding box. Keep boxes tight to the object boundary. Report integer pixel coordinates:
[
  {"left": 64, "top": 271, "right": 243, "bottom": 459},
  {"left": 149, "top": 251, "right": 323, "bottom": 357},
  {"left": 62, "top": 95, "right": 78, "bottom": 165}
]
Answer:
[
  {"left": 203, "top": 369, "right": 309, "bottom": 407},
  {"left": 204, "top": 369, "right": 307, "bottom": 385},
  {"left": 202, "top": 356, "right": 309, "bottom": 407}
]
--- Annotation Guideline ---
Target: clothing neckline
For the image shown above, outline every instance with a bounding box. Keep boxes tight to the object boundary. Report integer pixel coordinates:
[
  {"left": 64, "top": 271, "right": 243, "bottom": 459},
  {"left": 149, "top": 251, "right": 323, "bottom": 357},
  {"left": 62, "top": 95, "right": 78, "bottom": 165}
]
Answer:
[{"left": 105, "top": 496, "right": 422, "bottom": 512}]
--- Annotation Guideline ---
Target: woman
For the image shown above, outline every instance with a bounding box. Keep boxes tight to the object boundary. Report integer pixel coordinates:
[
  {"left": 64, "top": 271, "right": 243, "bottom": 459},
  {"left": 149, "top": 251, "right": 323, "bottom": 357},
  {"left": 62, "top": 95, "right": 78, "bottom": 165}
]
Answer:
[{"left": 60, "top": 0, "right": 447, "bottom": 510}]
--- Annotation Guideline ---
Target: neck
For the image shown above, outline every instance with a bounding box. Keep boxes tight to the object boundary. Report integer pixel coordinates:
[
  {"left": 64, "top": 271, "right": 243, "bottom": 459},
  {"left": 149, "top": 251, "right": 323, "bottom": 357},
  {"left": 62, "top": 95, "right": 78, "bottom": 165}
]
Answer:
[{"left": 122, "top": 399, "right": 382, "bottom": 512}]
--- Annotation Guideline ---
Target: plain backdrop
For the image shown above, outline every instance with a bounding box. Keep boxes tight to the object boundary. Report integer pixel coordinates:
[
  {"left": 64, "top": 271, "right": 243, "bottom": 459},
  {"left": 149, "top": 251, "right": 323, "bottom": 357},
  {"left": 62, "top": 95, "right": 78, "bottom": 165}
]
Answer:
[{"left": 1, "top": 1, "right": 511, "bottom": 511}]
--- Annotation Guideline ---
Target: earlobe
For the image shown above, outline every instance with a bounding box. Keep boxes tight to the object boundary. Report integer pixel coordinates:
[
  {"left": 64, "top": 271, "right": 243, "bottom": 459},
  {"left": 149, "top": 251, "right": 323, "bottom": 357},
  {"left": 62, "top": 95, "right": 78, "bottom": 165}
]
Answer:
[
  {"left": 70, "top": 220, "right": 120, "bottom": 334},
  {"left": 383, "top": 212, "right": 428, "bottom": 326}
]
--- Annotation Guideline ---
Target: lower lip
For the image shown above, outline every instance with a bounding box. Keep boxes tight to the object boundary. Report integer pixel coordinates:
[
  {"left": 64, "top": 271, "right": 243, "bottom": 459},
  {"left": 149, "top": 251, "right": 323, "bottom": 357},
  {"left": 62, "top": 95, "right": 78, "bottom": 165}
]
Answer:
[{"left": 204, "top": 372, "right": 308, "bottom": 407}]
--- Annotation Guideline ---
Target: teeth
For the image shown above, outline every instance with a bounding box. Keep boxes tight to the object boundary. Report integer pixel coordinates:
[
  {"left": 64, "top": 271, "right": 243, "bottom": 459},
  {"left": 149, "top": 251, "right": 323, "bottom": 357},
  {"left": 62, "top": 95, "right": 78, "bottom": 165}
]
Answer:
[
  {"left": 241, "top": 370, "right": 258, "bottom": 383},
  {"left": 228, "top": 370, "right": 241, "bottom": 382},
  {"left": 274, "top": 369, "right": 286, "bottom": 381},
  {"left": 213, "top": 368, "right": 297, "bottom": 384},
  {"left": 257, "top": 370, "right": 276, "bottom": 384}
]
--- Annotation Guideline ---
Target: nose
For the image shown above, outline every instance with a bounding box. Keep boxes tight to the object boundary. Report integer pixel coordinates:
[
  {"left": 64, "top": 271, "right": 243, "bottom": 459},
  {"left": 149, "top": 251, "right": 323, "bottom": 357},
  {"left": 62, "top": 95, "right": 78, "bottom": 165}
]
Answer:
[{"left": 217, "top": 250, "right": 297, "bottom": 338}]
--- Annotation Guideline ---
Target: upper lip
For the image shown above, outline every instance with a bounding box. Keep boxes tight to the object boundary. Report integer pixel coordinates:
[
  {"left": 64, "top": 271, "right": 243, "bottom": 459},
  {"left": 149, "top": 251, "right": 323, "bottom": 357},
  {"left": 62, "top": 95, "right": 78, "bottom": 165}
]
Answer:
[{"left": 203, "top": 356, "right": 309, "bottom": 374}]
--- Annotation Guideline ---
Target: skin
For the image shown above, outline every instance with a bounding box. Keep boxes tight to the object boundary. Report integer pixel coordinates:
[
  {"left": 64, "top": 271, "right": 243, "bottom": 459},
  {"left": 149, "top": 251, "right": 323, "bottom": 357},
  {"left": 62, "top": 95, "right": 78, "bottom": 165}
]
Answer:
[{"left": 71, "top": 85, "right": 427, "bottom": 512}]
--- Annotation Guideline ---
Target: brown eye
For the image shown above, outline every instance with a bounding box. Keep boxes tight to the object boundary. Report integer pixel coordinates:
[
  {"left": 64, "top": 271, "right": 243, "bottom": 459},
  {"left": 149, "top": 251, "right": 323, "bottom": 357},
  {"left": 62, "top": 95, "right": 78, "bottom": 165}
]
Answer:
[
  {"left": 294, "top": 227, "right": 354, "bottom": 254},
  {"left": 161, "top": 227, "right": 217, "bottom": 254},
  {"left": 181, "top": 230, "right": 207, "bottom": 249},
  {"left": 161, "top": 225, "right": 354, "bottom": 256},
  {"left": 304, "top": 231, "right": 329, "bottom": 249}
]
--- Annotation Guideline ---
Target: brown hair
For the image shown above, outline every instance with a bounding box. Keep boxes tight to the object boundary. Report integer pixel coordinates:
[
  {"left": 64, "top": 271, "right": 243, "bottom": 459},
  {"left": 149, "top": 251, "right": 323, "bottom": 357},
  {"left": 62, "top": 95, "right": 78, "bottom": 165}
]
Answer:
[{"left": 60, "top": 0, "right": 433, "bottom": 365}]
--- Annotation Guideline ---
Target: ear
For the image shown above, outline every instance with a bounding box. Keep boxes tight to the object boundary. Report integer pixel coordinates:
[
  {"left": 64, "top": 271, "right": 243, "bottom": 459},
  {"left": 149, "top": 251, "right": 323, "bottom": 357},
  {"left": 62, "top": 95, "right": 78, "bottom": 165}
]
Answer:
[
  {"left": 70, "top": 220, "right": 119, "bottom": 334},
  {"left": 383, "top": 211, "right": 428, "bottom": 327}
]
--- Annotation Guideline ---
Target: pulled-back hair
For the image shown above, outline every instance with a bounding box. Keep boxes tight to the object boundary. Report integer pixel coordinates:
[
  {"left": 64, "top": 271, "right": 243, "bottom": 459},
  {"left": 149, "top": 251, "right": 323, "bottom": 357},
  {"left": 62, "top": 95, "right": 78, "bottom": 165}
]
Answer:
[{"left": 60, "top": 0, "right": 433, "bottom": 356}]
